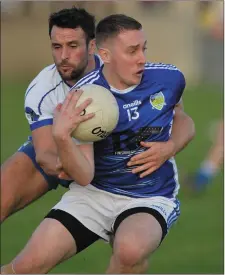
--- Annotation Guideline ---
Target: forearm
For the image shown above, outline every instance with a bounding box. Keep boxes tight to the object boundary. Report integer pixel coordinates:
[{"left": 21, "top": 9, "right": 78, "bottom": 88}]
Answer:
[
  {"left": 54, "top": 136, "right": 94, "bottom": 186},
  {"left": 170, "top": 109, "right": 195, "bottom": 155},
  {"left": 36, "top": 150, "right": 59, "bottom": 176},
  {"left": 32, "top": 125, "right": 60, "bottom": 176}
]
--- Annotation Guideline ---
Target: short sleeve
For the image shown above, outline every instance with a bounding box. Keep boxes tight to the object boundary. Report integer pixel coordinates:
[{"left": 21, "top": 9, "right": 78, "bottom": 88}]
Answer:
[{"left": 24, "top": 82, "right": 55, "bottom": 131}]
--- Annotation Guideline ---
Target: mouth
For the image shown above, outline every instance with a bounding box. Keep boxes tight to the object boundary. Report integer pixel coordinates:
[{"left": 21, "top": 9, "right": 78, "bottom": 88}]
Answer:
[
  {"left": 136, "top": 69, "right": 144, "bottom": 76},
  {"left": 60, "top": 64, "right": 72, "bottom": 69},
  {"left": 61, "top": 65, "right": 72, "bottom": 69},
  {"left": 60, "top": 66, "right": 73, "bottom": 72}
]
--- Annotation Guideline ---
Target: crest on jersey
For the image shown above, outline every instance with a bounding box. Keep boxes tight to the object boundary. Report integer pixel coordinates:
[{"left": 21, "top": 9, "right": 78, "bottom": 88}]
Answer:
[
  {"left": 149, "top": 92, "right": 166, "bottom": 110},
  {"left": 25, "top": 107, "right": 40, "bottom": 122}
]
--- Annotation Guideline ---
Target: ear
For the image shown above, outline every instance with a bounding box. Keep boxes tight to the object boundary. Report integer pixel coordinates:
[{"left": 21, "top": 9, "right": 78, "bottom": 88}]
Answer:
[
  {"left": 88, "top": 39, "right": 96, "bottom": 55},
  {"left": 98, "top": 47, "right": 111, "bottom": 64}
]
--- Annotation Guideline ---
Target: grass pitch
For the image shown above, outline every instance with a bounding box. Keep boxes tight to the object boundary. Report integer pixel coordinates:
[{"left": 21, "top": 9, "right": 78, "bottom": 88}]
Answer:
[{"left": 1, "top": 80, "right": 223, "bottom": 273}]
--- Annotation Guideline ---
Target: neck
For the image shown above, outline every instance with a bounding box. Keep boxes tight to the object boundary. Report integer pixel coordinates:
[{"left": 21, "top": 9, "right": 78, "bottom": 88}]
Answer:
[
  {"left": 102, "top": 66, "right": 130, "bottom": 91},
  {"left": 84, "top": 54, "right": 96, "bottom": 76},
  {"left": 66, "top": 55, "right": 96, "bottom": 86}
]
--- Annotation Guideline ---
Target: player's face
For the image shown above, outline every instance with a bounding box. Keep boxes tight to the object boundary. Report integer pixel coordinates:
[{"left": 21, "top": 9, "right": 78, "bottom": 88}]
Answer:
[
  {"left": 50, "top": 26, "right": 91, "bottom": 84},
  {"left": 110, "top": 29, "right": 147, "bottom": 89}
]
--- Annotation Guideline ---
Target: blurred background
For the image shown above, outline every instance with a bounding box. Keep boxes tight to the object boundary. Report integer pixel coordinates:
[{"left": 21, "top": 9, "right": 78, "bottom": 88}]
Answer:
[{"left": 1, "top": 1, "right": 224, "bottom": 274}]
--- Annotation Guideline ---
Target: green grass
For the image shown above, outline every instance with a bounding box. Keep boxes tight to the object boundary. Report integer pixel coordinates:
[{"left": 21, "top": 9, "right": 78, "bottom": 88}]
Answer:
[{"left": 1, "top": 80, "right": 224, "bottom": 273}]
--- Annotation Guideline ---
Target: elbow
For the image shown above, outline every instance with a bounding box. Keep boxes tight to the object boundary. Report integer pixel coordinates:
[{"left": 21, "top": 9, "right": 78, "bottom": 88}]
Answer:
[
  {"left": 188, "top": 116, "right": 196, "bottom": 141},
  {"left": 36, "top": 152, "right": 46, "bottom": 168},
  {"left": 81, "top": 161, "right": 95, "bottom": 186},
  {"left": 77, "top": 168, "right": 94, "bottom": 187},
  {"left": 80, "top": 172, "right": 94, "bottom": 186},
  {"left": 180, "top": 112, "right": 196, "bottom": 141},
  {"left": 80, "top": 179, "right": 92, "bottom": 187},
  {"left": 35, "top": 151, "right": 53, "bottom": 174}
]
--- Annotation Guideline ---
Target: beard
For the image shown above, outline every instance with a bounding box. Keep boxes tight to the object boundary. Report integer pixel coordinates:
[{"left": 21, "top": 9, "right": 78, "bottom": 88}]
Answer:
[{"left": 58, "top": 59, "right": 89, "bottom": 83}]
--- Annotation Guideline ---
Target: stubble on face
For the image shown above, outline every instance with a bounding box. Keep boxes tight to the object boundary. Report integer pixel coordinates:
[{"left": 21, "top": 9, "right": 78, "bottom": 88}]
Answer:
[
  {"left": 51, "top": 26, "right": 90, "bottom": 84},
  {"left": 57, "top": 57, "right": 89, "bottom": 83}
]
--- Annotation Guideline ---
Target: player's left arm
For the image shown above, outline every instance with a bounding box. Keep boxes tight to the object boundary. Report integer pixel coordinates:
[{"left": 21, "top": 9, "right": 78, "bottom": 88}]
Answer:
[
  {"left": 128, "top": 100, "right": 195, "bottom": 177},
  {"left": 128, "top": 101, "right": 195, "bottom": 177},
  {"left": 128, "top": 71, "right": 195, "bottom": 178},
  {"left": 167, "top": 69, "right": 195, "bottom": 155},
  {"left": 169, "top": 98, "right": 195, "bottom": 154}
]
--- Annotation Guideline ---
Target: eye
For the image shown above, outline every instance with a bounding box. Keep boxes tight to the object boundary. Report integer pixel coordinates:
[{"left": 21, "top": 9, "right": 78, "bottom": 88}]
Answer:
[
  {"left": 70, "top": 44, "right": 78, "bottom": 48},
  {"left": 52, "top": 45, "right": 61, "bottom": 49},
  {"left": 143, "top": 47, "right": 147, "bottom": 52},
  {"left": 129, "top": 49, "right": 137, "bottom": 55}
]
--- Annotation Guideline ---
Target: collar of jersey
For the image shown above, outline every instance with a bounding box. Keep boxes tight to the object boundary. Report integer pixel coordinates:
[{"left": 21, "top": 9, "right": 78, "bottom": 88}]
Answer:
[
  {"left": 64, "top": 81, "right": 73, "bottom": 88},
  {"left": 110, "top": 85, "right": 138, "bottom": 94},
  {"left": 99, "top": 65, "right": 139, "bottom": 94}
]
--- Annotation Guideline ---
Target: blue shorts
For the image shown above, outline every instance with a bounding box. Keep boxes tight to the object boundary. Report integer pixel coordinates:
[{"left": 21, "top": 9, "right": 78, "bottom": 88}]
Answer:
[{"left": 18, "top": 137, "right": 72, "bottom": 190}]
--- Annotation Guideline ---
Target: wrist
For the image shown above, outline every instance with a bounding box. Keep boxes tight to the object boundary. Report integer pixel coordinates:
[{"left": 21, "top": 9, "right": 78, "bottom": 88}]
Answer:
[{"left": 53, "top": 130, "right": 71, "bottom": 143}]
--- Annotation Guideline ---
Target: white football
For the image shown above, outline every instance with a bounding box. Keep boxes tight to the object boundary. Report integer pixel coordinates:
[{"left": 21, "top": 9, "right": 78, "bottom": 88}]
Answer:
[{"left": 72, "top": 84, "right": 119, "bottom": 142}]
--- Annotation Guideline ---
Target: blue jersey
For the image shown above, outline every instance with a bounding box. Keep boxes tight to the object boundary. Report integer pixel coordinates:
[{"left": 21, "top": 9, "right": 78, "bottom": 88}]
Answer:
[{"left": 74, "top": 62, "right": 185, "bottom": 198}]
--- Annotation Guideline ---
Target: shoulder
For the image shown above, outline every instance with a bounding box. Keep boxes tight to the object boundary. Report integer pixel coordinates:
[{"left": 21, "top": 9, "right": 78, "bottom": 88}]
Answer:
[
  {"left": 73, "top": 68, "right": 102, "bottom": 89},
  {"left": 25, "top": 64, "right": 64, "bottom": 104},
  {"left": 144, "top": 62, "right": 185, "bottom": 89},
  {"left": 144, "top": 62, "right": 184, "bottom": 76}
]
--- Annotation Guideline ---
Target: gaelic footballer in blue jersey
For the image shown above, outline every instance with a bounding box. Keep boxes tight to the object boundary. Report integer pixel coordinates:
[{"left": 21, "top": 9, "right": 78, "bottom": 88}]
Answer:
[
  {"left": 2, "top": 14, "right": 195, "bottom": 275},
  {"left": 74, "top": 62, "right": 185, "bottom": 199}
]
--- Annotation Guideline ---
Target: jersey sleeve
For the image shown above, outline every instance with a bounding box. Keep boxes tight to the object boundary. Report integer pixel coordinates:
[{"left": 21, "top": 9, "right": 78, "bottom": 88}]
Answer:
[
  {"left": 24, "top": 81, "right": 93, "bottom": 145},
  {"left": 164, "top": 67, "right": 186, "bottom": 105},
  {"left": 24, "top": 82, "right": 56, "bottom": 131}
]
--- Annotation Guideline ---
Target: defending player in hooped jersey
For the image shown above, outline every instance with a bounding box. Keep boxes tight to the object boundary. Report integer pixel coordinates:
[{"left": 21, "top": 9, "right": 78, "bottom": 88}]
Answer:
[
  {"left": 73, "top": 62, "right": 185, "bottom": 199},
  {"left": 18, "top": 55, "right": 102, "bottom": 189}
]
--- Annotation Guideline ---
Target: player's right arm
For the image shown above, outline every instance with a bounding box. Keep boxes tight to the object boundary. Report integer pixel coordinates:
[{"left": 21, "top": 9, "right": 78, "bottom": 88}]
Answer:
[
  {"left": 52, "top": 91, "right": 95, "bottom": 186},
  {"left": 24, "top": 73, "right": 63, "bottom": 176},
  {"left": 31, "top": 126, "right": 59, "bottom": 175}
]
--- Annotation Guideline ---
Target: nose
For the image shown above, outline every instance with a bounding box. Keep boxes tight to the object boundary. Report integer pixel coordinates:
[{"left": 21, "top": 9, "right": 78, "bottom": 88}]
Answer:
[
  {"left": 61, "top": 47, "right": 69, "bottom": 61},
  {"left": 138, "top": 50, "right": 146, "bottom": 65}
]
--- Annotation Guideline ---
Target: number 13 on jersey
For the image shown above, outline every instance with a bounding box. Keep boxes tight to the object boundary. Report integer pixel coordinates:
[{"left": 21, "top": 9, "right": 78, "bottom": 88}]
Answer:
[{"left": 127, "top": 107, "right": 139, "bottom": 121}]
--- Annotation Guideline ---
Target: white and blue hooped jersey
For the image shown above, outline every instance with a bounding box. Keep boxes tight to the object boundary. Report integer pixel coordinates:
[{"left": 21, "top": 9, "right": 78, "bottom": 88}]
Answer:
[
  {"left": 73, "top": 62, "right": 186, "bottom": 199},
  {"left": 24, "top": 55, "right": 102, "bottom": 131}
]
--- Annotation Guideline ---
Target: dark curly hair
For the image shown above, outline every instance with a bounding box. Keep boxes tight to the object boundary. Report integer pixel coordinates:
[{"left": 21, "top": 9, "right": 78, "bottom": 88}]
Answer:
[{"left": 49, "top": 7, "right": 95, "bottom": 43}]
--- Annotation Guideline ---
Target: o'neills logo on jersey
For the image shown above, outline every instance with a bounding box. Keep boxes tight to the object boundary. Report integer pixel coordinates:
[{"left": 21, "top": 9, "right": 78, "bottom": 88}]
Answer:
[
  {"left": 150, "top": 92, "right": 166, "bottom": 110},
  {"left": 123, "top": 100, "right": 142, "bottom": 109}
]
